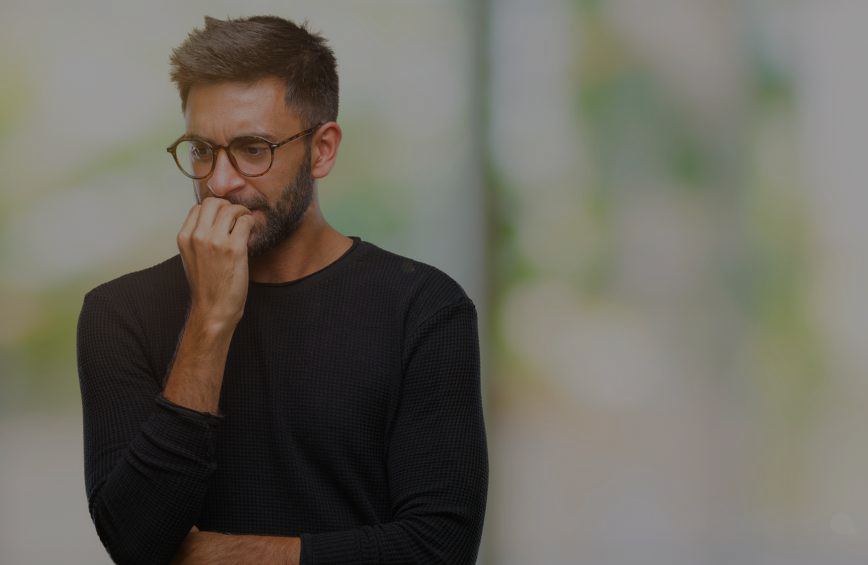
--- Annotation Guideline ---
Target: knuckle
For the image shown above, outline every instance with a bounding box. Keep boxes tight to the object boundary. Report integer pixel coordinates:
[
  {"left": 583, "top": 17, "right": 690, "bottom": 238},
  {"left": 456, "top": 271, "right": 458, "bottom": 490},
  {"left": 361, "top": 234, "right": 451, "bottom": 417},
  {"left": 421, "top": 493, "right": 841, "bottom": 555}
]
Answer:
[
  {"left": 222, "top": 205, "right": 241, "bottom": 219},
  {"left": 203, "top": 197, "right": 223, "bottom": 210},
  {"left": 216, "top": 204, "right": 235, "bottom": 219}
]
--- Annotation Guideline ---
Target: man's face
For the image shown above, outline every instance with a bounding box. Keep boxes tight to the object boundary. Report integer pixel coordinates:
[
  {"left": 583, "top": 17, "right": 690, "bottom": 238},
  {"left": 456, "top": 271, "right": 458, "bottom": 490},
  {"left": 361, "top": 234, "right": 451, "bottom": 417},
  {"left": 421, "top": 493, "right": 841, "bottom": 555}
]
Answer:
[{"left": 184, "top": 77, "right": 314, "bottom": 257}]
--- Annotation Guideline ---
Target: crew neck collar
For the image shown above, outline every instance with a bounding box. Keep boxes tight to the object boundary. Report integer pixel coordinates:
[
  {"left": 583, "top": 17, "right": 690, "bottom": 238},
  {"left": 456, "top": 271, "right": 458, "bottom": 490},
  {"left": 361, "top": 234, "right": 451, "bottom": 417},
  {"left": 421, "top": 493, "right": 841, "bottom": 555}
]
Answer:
[{"left": 249, "top": 235, "right": 362, "bottom": 288}]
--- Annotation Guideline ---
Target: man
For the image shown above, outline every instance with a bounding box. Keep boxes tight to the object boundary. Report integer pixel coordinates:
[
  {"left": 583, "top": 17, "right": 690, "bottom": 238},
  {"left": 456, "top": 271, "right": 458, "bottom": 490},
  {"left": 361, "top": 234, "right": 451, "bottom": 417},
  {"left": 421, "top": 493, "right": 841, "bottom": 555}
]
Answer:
[{"left": 76, "top": 15, "right": 487, "bottom": 565}]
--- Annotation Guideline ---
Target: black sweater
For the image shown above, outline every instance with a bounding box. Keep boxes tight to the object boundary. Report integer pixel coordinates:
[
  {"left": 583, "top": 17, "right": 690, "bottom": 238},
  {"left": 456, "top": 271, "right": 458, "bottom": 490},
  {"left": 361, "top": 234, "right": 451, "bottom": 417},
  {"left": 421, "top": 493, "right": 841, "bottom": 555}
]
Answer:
[{"left": 76, "top": 236, "right": 488, "bottom": 564}]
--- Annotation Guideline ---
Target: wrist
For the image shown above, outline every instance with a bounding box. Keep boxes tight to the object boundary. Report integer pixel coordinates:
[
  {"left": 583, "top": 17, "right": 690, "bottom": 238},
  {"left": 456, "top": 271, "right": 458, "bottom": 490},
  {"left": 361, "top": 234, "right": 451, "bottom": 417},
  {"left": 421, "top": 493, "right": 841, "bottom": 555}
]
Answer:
[{"left": 187, "top": 306, "right": 240, "bottom": 336}]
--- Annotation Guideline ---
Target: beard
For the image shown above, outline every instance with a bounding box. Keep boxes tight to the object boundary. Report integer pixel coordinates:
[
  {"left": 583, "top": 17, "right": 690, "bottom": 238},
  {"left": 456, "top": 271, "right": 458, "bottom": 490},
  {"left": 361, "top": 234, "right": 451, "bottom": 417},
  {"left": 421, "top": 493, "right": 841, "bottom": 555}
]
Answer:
[{"left": 226, "top": 147, "right": 315, "bottom": 258}]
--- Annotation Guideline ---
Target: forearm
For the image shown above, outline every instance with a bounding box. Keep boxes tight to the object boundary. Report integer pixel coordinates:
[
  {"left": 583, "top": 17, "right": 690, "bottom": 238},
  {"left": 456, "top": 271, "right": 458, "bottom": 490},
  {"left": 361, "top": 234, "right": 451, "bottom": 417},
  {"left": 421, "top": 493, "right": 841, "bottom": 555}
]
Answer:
[
  {"left": 87, "top": 393, "right": 223, "bottom": 564},
  {"left": 89, "top": 314, "right": 235, "bottom": 562},
  {"left": 163, "top": 309, "right": 235, "bottom": 415},
  {"left": 172, "top": 530, "right": 301, "bottom": 565}
]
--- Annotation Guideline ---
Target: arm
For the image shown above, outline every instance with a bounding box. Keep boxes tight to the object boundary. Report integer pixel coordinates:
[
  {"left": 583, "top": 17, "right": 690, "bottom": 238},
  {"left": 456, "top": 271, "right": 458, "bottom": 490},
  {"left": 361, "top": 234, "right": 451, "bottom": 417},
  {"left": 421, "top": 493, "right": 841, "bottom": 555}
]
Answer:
[
  {"left": 77, "top": 200, "right": 255, "bottom": 564},
  {"left": 171, "top": 528, "right": 301, "bottom": 565},
  {"left": 299, "top": 298, "right": 489, "bottom": 565},
  {"left": 77, "top": 291, "right": 229, "bottom": 564}
]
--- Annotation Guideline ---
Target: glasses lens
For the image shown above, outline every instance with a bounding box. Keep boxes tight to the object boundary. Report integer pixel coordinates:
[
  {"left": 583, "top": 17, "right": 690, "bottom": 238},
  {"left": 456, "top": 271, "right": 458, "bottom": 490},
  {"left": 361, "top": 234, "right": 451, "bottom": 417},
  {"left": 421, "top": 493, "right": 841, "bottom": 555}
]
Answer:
[
  {"left": 230, "top": 137, "right": 273, "bottom": 176},
  {"left": 175, "top": 140, "right": 214, "bottom": 178}
]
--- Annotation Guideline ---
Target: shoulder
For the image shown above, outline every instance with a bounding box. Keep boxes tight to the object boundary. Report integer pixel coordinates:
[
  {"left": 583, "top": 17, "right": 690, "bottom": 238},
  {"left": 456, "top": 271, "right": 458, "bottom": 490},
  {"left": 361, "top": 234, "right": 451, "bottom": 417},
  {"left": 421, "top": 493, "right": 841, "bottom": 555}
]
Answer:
[
  {"left": 82, "top": 254, "right": 188, "bottom": 317},
  {"left": 349, "top": 239, "right": 475, "bottom": 326}
]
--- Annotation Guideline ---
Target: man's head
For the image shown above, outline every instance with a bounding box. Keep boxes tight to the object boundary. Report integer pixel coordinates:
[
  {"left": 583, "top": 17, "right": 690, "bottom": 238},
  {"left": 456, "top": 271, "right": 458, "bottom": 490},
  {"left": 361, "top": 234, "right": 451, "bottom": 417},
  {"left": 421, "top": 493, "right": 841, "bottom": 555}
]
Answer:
[
  {"left": 168, "top": 16, "right": 341, "bottom": 258},
  {"left": 170, "top": 15, "right": 338, "bottom": 128}
]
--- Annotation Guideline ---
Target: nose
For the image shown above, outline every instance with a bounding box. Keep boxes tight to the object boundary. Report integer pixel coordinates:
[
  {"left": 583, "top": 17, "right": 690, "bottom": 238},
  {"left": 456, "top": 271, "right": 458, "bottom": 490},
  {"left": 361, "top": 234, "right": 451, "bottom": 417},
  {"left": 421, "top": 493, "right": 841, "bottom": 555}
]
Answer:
[{"left": 205, "top": 147, "right": 245, "bottom": 198}]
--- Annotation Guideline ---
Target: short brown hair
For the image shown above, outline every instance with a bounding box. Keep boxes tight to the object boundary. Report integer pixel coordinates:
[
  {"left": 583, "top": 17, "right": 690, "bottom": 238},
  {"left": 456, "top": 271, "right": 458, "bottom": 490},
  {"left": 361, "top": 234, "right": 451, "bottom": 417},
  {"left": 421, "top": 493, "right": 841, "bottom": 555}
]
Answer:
[{"left": 169, "top": 15, "right": 338, "bottom": 127}]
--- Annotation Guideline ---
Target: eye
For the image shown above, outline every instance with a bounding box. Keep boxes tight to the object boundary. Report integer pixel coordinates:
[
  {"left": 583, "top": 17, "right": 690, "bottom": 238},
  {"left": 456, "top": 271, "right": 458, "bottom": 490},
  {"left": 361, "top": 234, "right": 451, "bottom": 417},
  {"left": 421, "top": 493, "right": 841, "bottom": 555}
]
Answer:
[
  {"left": 233, "top": 139, "right": 271, "bottom": 160},
  {"left": 189, "top": 141, "right": 212, "bottom": 161}
]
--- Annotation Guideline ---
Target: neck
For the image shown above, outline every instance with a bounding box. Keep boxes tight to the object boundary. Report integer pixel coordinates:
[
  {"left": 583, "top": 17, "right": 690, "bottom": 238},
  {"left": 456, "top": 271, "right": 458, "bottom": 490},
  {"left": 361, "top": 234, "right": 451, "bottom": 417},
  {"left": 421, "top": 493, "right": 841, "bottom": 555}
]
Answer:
[{"left": 248, "top": 201, "right": 353, "bottom": 284}]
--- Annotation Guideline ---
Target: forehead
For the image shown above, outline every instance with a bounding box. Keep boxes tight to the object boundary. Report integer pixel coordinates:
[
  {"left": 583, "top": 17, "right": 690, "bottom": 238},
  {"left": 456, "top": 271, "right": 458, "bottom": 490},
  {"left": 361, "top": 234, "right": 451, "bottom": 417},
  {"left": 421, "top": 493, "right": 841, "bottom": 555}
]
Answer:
[{"left": 184, "top": 77, "right": 299, "bottom": 136}]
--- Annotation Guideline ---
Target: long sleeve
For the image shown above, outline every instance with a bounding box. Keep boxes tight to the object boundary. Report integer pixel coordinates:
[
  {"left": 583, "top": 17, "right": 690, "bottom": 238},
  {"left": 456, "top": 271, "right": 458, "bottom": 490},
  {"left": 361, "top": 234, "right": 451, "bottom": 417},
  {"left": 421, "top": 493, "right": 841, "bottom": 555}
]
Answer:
[
  {"left": 299, "top": 297, "right": 489, "bottom": 565},
  {"left": 76, "top": 289, "right": 223, "bottom": 565}
]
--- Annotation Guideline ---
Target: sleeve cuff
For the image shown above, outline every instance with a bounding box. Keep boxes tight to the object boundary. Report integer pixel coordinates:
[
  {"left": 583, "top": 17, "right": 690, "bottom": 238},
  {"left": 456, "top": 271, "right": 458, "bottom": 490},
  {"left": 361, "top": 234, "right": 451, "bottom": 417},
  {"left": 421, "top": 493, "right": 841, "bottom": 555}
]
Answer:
[{"left": 155, "top": 392, "right": 225, "bottom": 425}]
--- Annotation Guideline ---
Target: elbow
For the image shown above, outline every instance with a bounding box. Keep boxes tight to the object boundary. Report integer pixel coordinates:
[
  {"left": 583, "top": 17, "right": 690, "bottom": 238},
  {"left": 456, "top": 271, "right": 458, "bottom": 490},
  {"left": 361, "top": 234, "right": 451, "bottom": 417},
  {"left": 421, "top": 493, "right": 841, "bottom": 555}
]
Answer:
[
  {"left": 449, "top": 510, "right": 487, "bottom": 565},
  {"left": 88, "top": 493, "right": 185, "bottom": 565},
  {"left": 402, "top": 503, "right": 487, "bottom": 565}
]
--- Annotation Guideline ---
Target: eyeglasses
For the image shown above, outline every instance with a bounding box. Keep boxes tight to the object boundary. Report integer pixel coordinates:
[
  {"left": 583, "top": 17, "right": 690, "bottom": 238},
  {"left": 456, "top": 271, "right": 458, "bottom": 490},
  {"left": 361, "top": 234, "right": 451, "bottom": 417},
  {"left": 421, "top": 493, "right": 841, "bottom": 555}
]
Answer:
[{"left": 166, "top": 123, "right": 322, "bottom": 179}]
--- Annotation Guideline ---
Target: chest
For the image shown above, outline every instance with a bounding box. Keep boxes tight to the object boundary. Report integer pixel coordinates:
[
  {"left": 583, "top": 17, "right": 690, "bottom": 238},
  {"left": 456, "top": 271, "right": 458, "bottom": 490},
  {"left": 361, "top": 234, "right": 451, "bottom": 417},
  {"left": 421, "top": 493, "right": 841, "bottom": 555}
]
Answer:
[{"left": 218, "top": 309, "right": 403, "bottom": 451}]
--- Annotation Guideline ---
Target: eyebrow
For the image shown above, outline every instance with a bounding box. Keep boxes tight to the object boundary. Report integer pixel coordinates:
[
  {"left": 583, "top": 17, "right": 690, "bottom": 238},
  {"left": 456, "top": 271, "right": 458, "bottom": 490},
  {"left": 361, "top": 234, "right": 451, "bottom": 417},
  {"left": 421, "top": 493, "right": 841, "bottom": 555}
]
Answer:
[{"left": 185, "top": 131, "right": 278, "bottom": 144}]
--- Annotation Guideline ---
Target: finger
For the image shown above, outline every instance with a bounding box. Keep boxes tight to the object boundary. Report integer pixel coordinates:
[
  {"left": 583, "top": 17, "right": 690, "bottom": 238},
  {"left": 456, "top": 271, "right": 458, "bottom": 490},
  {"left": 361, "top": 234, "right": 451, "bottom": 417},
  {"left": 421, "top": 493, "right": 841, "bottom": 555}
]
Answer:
[
  {"left": 194, "top": 197, "right": 227, "bottom": 234},
  {"left": 177, "top": 204, "right": 201, "bottom": 249},
  {"left": 212, "top": 204, "right": 252, "bottom": 238},
  {"left": 229, "top": 214, "right": 255, "bottom": 249}
]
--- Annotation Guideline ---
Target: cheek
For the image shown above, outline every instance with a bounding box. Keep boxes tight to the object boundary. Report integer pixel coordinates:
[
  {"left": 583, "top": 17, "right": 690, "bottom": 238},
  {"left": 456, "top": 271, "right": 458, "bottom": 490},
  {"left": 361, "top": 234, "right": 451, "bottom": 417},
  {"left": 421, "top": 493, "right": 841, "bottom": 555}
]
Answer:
[
  {"left": 264, "top": 159, "right": 298, "bottom": 185},
  {"left": 246, "top": 179, "right": 276, "bottom": 207}
]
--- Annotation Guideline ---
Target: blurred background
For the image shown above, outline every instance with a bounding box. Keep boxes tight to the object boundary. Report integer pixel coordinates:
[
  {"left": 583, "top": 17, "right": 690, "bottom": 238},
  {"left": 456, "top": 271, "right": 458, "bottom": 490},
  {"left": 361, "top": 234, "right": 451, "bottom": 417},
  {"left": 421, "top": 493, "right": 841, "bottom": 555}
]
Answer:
[{"left": 2, "top": 0, "right": 868, "bottom": 563}]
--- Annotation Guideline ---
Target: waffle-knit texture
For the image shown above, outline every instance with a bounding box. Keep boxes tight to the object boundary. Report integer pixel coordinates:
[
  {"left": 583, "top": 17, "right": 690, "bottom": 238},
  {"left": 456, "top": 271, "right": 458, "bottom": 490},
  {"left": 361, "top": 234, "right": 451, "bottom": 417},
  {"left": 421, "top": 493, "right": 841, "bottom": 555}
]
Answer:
[{"left": 76, "top": 236, "right": 488, "bottom": 565}]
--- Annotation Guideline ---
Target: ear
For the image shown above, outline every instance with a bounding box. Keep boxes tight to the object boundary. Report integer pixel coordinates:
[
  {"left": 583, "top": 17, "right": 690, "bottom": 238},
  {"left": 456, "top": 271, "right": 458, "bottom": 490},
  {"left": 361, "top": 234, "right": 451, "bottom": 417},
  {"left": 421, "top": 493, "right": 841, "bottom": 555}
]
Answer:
[{"left": 310, "top": 122, "right": 342, "bottom": 180}]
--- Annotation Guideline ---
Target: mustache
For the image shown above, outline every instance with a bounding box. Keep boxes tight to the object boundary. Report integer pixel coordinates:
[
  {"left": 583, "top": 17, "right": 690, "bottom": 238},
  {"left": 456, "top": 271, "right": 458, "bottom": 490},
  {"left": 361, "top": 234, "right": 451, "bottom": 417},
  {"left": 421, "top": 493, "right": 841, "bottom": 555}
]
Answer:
[{"left": 226, "top": 196, "right": 267, "bottom": 210}]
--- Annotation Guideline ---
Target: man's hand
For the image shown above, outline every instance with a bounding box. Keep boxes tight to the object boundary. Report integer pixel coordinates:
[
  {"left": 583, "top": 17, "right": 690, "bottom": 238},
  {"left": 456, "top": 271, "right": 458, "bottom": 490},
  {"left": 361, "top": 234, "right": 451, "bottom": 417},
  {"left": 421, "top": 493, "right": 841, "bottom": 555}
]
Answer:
[
  {"left": 177, "top": 198, "right": 255, "bottom": 330},
  {"left": 171, "top": 526, "right": 301, "bottom": 565},
  {"left": 163, "top": 198, "right": 254, "bottom": 416}
]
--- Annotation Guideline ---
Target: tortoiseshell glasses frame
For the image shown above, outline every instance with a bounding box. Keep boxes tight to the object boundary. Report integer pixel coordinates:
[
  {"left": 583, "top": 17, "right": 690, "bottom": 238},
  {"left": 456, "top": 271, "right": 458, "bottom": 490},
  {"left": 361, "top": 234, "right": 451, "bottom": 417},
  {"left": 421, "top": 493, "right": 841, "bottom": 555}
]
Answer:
[{"left": 166, "top": 123, "right": 323, "bottom": 180}]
